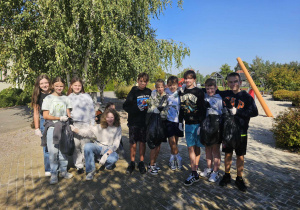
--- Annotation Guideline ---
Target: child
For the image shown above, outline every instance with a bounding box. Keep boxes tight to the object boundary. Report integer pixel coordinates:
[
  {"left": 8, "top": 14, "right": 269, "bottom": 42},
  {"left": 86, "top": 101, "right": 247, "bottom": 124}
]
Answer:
[
  {"left": 67, "top": 76, "right": 95, "bottom": 174},
  {"left": 147, "top": 79, "right": 168, "bottom": 175},
  {"left": 179, "top": 70, "right": 206, "bottom": 186},
  {"left": 165, "top": 76, "right": 184, "bottom": 170},
  {"left": 123, "top": 72, "right": 151, "bottom": 174},
  {"left": 199, "top": 78, "right": 223, "bottom": 182},
  {"left": 218, "top": 72, "right": 258, "bottom": 192},
  {"left": 31, "top": 74, "right": 52, "bottom": 176},
  {"left": 71, "top": 109, "right": 121, "bottom": 180},
  {"left": 42, "top": 77, "right": 73, "bottom": 184}
]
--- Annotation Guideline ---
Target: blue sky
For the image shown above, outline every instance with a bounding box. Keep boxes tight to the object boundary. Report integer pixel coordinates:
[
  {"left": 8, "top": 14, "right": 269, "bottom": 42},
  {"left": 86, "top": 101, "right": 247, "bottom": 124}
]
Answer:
[{"left": 150, "top": 0, "right": 300, "bottom": 76}]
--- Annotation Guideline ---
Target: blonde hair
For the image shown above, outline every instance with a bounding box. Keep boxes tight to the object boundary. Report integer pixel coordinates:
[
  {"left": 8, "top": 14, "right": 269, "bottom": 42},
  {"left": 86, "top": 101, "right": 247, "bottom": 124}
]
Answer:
[{"left": 100, "top": 108, "right": 120, "bottom": 128}]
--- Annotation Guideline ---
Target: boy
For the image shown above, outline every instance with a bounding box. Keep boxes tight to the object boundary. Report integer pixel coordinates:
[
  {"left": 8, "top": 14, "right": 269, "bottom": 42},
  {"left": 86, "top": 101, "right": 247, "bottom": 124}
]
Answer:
[
  {"left": 218, "top": 72, "right": 258, "bottom": 192},
  {"left": 199, "top": 78, "right": 223, "bottom": 182},
  {"left": 179, "top": 70, "right": 206, "bottom": 186},
  {"left": 165, "top": 76, "right": 184, "bottom": 170},
  {"left": 123, "top": 72, "right": 152, "bottom": 174},
  {"left": 147, "top": 79, "right": 168, "bottom": 175}
]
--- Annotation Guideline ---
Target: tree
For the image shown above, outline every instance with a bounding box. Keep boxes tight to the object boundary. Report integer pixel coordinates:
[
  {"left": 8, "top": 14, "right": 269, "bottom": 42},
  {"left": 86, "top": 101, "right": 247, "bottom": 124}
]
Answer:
[
  {"left": 219, "top": 63, "right": 233, "bottom": 78},
  {"left": 234, "top": 61, "right": 250, "bottom": 72},
  {"left": 1, "top": 0, "right": 190, "bottom": 102}
]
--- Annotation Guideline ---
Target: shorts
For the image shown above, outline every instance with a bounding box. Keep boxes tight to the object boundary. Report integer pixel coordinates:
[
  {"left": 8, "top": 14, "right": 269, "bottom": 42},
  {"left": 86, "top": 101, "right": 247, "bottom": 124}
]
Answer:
[
  {"left": 185, "top": 124, "right": 204, "bottom": 148},
  {"left": 222, "top": 134, "right": 247, "bottom": 156},
  {"left": 129, "top": 126, "right": 146, "bottom": 144},
  {"left": 165, "top": 121, "right": 184, "bottom": 138}
]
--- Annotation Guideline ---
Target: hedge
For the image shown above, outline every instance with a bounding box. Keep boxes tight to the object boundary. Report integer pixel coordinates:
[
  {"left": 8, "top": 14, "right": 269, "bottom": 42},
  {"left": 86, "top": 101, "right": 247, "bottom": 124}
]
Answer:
[
  {"left": 114, "top": 86, "right": 132, "bottom": 99},
  {"left": 0, "top": 88, "right": 31, "bottom": 108},
  {"left": 273, "top": 90, "right": 300, "bottom": 107}
]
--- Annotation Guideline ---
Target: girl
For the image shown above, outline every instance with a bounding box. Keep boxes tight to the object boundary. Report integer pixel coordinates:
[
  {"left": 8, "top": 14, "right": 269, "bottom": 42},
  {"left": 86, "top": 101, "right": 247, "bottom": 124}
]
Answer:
[
  {"left": 67, "top": 76, "right": 95, "bottom": 174},
  {"left": 71, "top": 109, "right": 121, "bottom": 181},
  {"left": 42, "top": 77, "right": 73, "bottom": 184},
  {"left": 31, "top": 74, "right": 52, "bottom": 176}
]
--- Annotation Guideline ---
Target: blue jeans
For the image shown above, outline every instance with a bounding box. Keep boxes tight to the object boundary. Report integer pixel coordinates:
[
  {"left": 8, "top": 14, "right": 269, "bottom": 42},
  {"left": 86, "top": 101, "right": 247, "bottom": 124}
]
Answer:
[
  {"left": 46, "top": 127, "right": 68, "bottom": 175},
  {"left": 40, "top": 115, "right": 50, "bottom": 172},
  {"left": 84, "top": 143, "right": 119, "bottom": 173}
]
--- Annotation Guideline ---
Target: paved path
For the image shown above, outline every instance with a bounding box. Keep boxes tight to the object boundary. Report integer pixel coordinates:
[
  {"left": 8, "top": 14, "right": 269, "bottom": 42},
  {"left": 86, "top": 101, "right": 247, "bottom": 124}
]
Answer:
[{"left": 0, "top": 92, "right": 299, "bottom": 209}]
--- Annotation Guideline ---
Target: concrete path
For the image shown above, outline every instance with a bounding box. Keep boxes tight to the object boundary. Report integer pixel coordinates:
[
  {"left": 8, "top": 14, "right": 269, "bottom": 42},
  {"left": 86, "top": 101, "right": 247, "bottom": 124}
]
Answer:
[{"left": 0, "top": 92, "right": 299, "bottom": 209}]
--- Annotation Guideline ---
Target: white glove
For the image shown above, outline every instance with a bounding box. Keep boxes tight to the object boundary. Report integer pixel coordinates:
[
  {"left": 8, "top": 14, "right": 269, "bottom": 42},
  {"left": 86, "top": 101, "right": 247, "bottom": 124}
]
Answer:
[
  {"left": 229, "top": 107, "right": 237, "bottom": 115},
  {"left": 60, "top": 116, "right": 68, "bottom": 122},
  {"left": 153, "top": 108, "right": 160, "bottom": 114},
  {"left": 34, "top": 129, "right": 43, "bottom": 137},
  {"left": 197, "top": 127, "right": 200, "bottom": 135},
  {"left": 99, "top": 153, "right": 109, "bottom": 165},
  {"left": 70, "top": 125, "right": 79, "bottom": 133},
  {"left": 179, "top": 123, "right": 183, "bottom": 131},
  {"left": 138, "top": 104, "right": 144, "bottom": 111}
]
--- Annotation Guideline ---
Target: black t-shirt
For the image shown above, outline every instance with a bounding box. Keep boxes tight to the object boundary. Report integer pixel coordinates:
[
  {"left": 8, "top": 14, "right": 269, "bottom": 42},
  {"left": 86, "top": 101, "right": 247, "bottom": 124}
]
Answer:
[
  {"left": 38, "top": 92, "right": 49, "bottom": 115},
  {"left": 179, "top": 87, "right": 206, "bottom": 124}
]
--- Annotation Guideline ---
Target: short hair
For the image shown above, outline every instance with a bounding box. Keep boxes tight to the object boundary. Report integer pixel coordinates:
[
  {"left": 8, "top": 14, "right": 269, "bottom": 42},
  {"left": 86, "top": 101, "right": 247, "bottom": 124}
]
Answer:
[
  {"left": 105, "top": 102, "right": 115, "bottom": 110},
  {"left": 167, "top": 76, "right": 178, "bottom": 85},
  {"left": 227, "top": 72, "right": 241, "bottom": 81},
  {"left": 183, "top": 70, "right": 196, "bottom": 79},
  {"left": 100, "top": 108, "right": 120, "bottom": 128},
  {"left": 155, "top": 79, "right": 165, "bottom": 87},
  {"left": 137, "top": 72, "right": 149, "bottom": 82},
  {"left": 205, "top": 78, "right": 217, "bottom": 87}
]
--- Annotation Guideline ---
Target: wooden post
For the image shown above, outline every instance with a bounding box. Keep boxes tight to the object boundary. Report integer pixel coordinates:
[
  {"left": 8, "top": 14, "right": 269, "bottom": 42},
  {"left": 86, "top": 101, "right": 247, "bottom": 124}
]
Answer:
[{"left": 237, "top": 57, "right": 274, "bottom": 117}]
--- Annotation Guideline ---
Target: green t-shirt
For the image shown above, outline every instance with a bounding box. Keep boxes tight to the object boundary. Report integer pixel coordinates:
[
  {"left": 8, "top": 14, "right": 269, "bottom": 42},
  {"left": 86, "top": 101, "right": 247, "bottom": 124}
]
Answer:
[{"left": 42, "top": 94, "right": 72, "bottom": 122}]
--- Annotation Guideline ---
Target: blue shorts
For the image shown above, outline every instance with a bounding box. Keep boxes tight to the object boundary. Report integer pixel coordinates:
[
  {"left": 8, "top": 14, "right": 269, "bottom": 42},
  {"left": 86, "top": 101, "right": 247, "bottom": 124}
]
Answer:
[{"left": 185, "top": 124, "right": 204, "bottom": 148}]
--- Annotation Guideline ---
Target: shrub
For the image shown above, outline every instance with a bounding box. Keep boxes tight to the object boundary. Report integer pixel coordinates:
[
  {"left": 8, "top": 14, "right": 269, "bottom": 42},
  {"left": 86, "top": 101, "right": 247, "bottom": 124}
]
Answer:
[
  {"left": 273, "top": 90, "right": 300, "bottom": 107},
  {"left": 272, "top": 108, "right": 300, "bottom": 152},
  {"left": 0, "top": 88, "right": 31, "bottom": 108},
  {"left": 114, "top": 86, "right": 132, "bottom": 99}
]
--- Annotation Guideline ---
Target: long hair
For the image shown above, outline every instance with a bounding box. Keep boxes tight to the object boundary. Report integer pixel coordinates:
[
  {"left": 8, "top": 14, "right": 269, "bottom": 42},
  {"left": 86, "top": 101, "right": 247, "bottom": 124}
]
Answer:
[
  {"left": 100, "top": 108, "right": 120, "bottom": 128},
  {"left": 67, "top": 76, "right": 85, "bottom": 95},
  {"left": 31, "top": 74, "right": 51, "bottom": 108}
]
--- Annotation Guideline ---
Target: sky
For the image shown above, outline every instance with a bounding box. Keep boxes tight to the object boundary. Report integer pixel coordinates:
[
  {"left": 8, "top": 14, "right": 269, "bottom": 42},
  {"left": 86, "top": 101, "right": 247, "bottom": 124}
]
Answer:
[{"left": 150, "top": 0, "right": 300, "bottom": 76}]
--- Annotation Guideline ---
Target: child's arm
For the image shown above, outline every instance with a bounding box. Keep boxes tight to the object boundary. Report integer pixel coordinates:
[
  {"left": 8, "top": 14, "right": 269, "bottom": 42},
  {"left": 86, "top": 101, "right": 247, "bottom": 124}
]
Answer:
[
  {"left": 67, "top": 108, "right": 71, "bottom": 118},
  {"left": 43, "top": 110, "right": 60, "bottom": 121},
  {"left": 123, "top": 89, "right": 140, "bottom": 113},
  {"left": 110, "top": 126, "right": 122, "bottom": 153},
  {"left": 33, "top": 104, "right": 40, "bottom": 129}
]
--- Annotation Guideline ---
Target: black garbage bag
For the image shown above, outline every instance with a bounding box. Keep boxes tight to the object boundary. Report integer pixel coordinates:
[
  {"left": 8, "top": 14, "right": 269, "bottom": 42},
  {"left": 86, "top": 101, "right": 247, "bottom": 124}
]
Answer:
[
  {"left": 59, "top": 119, "right": 75, "bottom": 156},
  {"left": 146, "top": 113, "right": 166, "bottom": 149},
  {"left": 221, "top": 108, "right": 240, "bottom": 149},
  {"left": 200, "top": 114, "right": 220, "bottom": 146}
]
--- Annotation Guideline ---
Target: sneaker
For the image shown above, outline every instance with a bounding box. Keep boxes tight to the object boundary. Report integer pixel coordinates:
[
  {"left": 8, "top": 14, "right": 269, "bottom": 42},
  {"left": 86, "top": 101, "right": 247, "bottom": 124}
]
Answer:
[
  {"left": 184, "top": 173, "right": 200, "bottom": 186},
  {"left": 208, "top": 171, "right": 220, "bottom": 182},
  {"left": 138, "top": 161, "right": 146, "bottom": 174},
  {"left": 219, "top": 174, "right": 231, "bottom": 186},
  {"left": 126, "top": 162, "right": 135, "bottom": 174},
  {"left": 59, "top": 172, "right": 73, "bottom": 179},
  {"left": 176, "top": 155, "right": 183, "bottom": 170},
  {"left": 45, "top": 172, "right": 51, "bottom": 177},
  {"left": 169, "top": 159, "right": 177, "bottom": 170},
  {"left": 148, "top": 165, "right": 158, "bottom": 175},
  {"left": 235, "top": 177, "right": 247, "bottom": 192},
  {"left": 199, "top": 168, "right": 212, "bottom": 178},
  {"left": 154, "top": 163, "right": 161, "bottom": 171},
  {"left": 77, "top": 168, "right": 84, "bottom": 175},
  {"left": 49, "top": 174, "right": 58, "bottom": 185},
  {"left": 86, "top": 169, "right": 96, "bottom": 181}
]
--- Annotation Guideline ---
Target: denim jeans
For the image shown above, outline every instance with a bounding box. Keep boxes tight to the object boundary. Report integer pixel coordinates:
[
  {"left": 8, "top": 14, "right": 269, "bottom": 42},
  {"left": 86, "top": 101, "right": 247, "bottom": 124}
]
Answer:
[
  {"left": 40, "top": 115, "right": 51, "bottom": 172},
  {"left": 84, "top": 143, "right": 119, "bottom": 173},
  {"left": 46, "top": 127, "right": 68, "bottom": 175}
]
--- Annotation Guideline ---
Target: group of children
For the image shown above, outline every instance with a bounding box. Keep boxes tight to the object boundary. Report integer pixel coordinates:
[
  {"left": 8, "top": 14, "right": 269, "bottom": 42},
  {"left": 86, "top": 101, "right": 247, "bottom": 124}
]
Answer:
[
  {"left": 32, "top": 70, "right": 258, "bottom": 192},
  {"left": 123, "top": 71, "right": 258, "bottom": 192}
]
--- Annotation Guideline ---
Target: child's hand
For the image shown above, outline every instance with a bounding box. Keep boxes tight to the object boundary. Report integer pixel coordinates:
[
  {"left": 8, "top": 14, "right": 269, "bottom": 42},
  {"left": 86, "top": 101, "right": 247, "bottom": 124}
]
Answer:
[
  {"left": 197, "top": 127, "right": 200, "bottom": 135},
  {"left": 34, "top": 129, "right": 43, "bottom": 137},
  {"left": 99, "top": 153, "right": 109, "bottom": 165},
  {"left": 60, "top": 116, "right": 68, "bottom": 122},
  {"left": 153, "top": 108, "right": 160, "bottom": 114},
  {"left": 229, "top": 107, "right": 237, "bottom": 115},
  {"left": 179, "top": 123, "right": 183, "bottom": 131},
  {"left": 70, "top": 125, "right": 79, "bottom": 133}
]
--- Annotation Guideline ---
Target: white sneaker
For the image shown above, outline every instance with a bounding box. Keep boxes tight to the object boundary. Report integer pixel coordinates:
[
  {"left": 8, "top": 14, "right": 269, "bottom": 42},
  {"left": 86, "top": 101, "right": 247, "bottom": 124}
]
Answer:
[
  {"left": 154, "top": 163, "right": 161, "bottom": 171},
  {"left": 59, "top": 172, "right": 73, "bottom": 179},
  {"left": 208, "top": 171, "right": 220, "bottom": 182},
  {"left": 199, "top": 168, "right": 212, "bottom": 178},
  {"left": 45, "top": 172, "right": 51, "bottom": 177},
  {"left": 169, "top": 158, "right": 176, "bottom": 170},
  {"left": 49, "top": 174, "right": 58, "bottom": 185},
  {"left": 86, "top": 169, "right": 96, "bottom": 181}
]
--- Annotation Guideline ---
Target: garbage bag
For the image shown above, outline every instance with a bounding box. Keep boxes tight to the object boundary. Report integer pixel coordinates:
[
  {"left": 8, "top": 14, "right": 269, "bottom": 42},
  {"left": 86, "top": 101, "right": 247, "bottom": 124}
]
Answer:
[
  {"left": 221, "top": 109, "right": 240, "bottom": 149},
  {"left": 200, "top": 114, "right": 220, "bottom": 146},
  {"left": 59, "top": 120, "right": 75, "bottom": 156},
  {"left": 146, "top": 113, "right": 166, "bottom": 149}
]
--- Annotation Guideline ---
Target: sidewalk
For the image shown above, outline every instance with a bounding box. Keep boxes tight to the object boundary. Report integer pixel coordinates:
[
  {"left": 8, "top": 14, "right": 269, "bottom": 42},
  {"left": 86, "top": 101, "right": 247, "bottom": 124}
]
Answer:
[{"left": 0, "top": 92, "right": 299, "bottom": 209}]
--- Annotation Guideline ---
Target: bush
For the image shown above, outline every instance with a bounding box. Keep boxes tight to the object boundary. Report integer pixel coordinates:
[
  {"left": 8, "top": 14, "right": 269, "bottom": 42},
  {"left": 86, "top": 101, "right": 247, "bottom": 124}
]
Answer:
[
  {"left": 114, "top": 86, "right": 132, "bottom": 99},
  {"left": 0, "top": 88, "right": 31, "bottom": 108},
  {"left": 273, "top": 90, "right": 300, "bottom": 107},
  {"left": 272, "top": 108, "right": 300, "bottom": 152}
]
